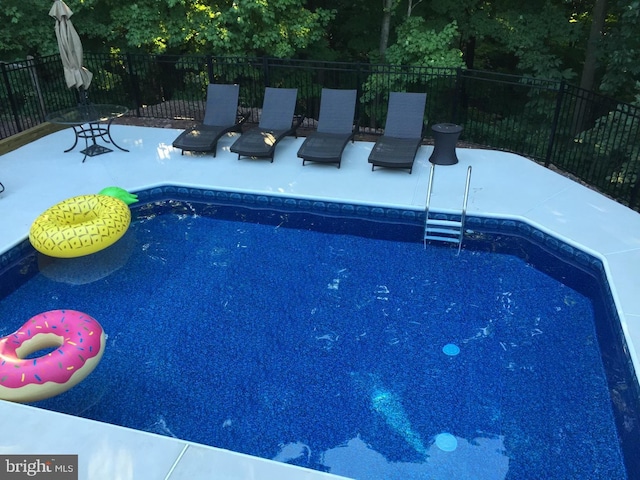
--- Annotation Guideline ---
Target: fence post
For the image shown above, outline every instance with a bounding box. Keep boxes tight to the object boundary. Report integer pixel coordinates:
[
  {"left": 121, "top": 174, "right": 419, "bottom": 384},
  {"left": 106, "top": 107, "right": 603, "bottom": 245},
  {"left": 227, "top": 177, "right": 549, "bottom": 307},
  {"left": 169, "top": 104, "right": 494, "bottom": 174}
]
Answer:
[
  {"left": 452, "top": 67, "right": 462, "bottom": 123},
  {"left": 355, "top": 62, "right": 363, "bottom": 134},
  {"left": 1, "top": 62, "right": 23, "bottom": 133},
  {"left": 545, "top": 80, "right": 565, "bottom": 167},
  {"left": 207, "top": 55, "right": 214, "bottom": 84},
  {"left": 26, "top": 56, "right": 46, "bottom": 119},
  {"left": 125, "top": 53, "right": 142, "bottom": 117},
  {"left": 263, "top": 56, "right": 270, "bottom": 87}
]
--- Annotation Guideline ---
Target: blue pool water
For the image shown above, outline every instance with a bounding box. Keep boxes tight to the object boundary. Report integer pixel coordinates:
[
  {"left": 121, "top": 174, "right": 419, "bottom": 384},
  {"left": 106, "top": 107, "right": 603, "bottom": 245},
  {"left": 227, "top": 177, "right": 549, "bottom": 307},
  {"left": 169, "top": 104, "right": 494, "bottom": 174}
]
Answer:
[{"left": 1, "top": 193, "right": 639, "bottom": 479}]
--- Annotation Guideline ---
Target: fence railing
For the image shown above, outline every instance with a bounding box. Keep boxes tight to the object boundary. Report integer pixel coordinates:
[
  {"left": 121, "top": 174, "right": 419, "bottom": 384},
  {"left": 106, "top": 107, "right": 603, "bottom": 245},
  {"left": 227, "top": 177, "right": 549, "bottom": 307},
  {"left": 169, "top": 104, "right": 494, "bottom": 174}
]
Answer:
[{"left": 2, "top": 53, "right": 640, "bottom": 211}]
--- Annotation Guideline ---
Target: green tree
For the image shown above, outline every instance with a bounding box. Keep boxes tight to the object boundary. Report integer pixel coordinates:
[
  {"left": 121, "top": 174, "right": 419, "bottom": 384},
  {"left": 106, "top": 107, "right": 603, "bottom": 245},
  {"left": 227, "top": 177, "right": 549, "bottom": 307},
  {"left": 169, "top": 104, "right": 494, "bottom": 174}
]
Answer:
[
  {"left": 384, "top": 17, "right": 464, "bottom": 68},
  {"left": 2, "top": 0, "right": 639, "bottom": 101},
  {"left": 599, "top": 0, "right": 640, "bottom": 100},
  {"left": 310, "top": 0, "right": 394, "bottom": 61},
  {"left": 1, "top": 0, "right": 334, "bottom": 59},
  {"left": 428, "top": 0, "right": 583, "bottom": 80},
  {"left": 84, "top": 0, "right": 335, "bottom": 57},
  {"left": 0, "top": 0, "right": 61, "bottom": 60},
  {"left": 379, "top": 0, "right": 397, "bottom": 58},
  {"left": 579, "top": 0, "right": 607, "bottom": 93},
  {"left": 200, "top": 0, "right": 334, "bottom": 57},
  {"left": 360, "top": 16, "right": 464, "bottom": 125}
]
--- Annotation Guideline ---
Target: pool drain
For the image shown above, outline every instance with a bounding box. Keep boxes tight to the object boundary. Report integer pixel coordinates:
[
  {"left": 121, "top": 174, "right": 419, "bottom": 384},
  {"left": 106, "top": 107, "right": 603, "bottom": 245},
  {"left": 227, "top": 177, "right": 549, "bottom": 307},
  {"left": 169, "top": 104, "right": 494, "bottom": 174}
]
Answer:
[
  {"left": 442, "top": 343, "right": 460, "bottom": 356},
  {"left": 435, "top": 433, "right": 458, "bottom": 452}
]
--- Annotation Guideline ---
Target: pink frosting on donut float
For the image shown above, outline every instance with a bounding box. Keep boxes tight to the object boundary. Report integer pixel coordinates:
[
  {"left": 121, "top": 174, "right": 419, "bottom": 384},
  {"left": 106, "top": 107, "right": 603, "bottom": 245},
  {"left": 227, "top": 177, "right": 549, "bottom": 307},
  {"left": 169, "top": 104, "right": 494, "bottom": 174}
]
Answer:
[{"left": 0, "top": 309, "right": 106, "bottom": 403}]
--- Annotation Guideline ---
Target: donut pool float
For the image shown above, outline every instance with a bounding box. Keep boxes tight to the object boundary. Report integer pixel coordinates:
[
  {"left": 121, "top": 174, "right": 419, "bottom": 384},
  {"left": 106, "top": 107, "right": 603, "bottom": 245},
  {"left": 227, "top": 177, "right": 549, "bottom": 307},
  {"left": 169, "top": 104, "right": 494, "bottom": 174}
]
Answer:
[
  {"left": 0, "top": 310, "right": 106, "bottom": 403},
  {"left": 29, "top": 187, "right": 138, "bottom": 258}
]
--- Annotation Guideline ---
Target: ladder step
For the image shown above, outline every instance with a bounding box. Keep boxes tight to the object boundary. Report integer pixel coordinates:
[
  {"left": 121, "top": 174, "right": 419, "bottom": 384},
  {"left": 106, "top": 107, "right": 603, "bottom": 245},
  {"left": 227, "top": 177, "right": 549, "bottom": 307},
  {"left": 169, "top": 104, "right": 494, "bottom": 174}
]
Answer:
[
  {"left": 426, "top": 219, "right": 462, "bottom": 228},
  {"left": 425, "top": 226, "right": 462, "bottom": 235},
  {"left": 424, "top": 235, "right": 461, "bottom": 244}
]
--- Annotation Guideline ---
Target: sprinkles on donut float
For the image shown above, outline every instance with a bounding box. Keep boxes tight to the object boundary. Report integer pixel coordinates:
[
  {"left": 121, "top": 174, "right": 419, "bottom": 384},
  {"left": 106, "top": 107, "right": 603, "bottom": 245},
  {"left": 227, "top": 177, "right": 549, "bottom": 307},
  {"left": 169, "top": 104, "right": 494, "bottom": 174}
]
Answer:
[{"left": 0, "top": 309, "right": 106, "bottom": 403}]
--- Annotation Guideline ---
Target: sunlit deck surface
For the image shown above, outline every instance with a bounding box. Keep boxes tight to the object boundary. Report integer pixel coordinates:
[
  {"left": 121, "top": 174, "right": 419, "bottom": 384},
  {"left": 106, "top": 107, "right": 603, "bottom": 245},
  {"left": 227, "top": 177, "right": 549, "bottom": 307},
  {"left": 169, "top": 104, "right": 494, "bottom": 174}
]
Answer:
[{"left": 1, "top": 125, "right": 639, "bottom": 479}]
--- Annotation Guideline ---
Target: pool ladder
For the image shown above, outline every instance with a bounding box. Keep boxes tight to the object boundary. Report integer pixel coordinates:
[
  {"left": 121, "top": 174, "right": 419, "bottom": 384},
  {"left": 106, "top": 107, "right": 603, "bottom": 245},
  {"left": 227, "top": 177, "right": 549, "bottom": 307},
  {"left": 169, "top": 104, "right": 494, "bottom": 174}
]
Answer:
[{"left": 423, "top": 164, "right": 472, "bottom": 254}]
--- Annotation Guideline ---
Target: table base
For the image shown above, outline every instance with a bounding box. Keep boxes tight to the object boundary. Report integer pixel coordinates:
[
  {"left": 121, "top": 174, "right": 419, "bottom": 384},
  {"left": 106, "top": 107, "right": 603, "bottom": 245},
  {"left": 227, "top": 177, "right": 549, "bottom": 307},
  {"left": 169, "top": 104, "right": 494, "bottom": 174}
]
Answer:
[
  {"left": 80, "top": 144, "right": 113, "bottom": 157},
  {"left": 46, "top": 104, "right": 130, "bottom": 163},
  {"left": 69, "top": 121, "right": 129, "bottom": 163}
]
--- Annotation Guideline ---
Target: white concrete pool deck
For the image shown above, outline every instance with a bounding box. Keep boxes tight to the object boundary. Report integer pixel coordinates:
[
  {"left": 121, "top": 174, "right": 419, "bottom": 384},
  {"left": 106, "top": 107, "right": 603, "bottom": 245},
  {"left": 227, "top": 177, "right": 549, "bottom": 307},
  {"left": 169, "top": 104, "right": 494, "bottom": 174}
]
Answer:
[{"left": 1, "top": 124, "right": 639, "bottom": 479}]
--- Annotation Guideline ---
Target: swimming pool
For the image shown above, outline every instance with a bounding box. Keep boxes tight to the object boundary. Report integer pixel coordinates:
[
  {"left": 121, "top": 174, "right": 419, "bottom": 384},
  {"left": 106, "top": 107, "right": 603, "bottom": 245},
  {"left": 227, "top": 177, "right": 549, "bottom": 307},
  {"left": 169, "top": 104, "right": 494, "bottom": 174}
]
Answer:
[{"left": 1, "top": 187, "right": 639, "bottom": 479}]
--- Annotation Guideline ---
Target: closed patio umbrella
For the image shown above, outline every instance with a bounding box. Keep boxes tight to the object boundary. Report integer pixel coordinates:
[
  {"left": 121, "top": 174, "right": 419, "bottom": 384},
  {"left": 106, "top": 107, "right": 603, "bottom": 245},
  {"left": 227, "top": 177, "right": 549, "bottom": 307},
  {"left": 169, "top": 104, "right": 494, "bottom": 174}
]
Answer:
[{"left": 48, "top": 0, "right": 92, "bottom": 92}]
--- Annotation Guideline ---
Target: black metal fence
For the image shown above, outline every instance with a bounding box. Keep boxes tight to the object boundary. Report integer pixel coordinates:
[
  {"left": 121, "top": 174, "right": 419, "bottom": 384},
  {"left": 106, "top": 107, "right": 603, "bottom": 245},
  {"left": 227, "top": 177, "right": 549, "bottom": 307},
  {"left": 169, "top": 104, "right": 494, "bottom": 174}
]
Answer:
[{"left": 2, "top": 53, "right": 640, "bottom": 210}]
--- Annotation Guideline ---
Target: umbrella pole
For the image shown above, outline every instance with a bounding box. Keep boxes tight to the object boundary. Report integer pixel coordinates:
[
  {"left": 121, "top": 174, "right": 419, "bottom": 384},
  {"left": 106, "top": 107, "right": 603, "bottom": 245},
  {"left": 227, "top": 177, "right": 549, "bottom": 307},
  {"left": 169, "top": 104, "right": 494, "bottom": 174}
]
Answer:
[{"left": 78, "top": 87, "right": 89, "bottom": 106}]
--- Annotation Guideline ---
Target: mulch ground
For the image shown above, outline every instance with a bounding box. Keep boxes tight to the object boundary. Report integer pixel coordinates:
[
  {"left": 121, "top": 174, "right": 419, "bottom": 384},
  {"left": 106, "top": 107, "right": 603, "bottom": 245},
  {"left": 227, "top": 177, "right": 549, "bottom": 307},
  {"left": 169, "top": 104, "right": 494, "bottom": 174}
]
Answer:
[
  {"left": 111, "top": 100, "right": 470, "bottom": 146},
  {"left": 107, "top": 99, "right": 603, "bottom": 195}
]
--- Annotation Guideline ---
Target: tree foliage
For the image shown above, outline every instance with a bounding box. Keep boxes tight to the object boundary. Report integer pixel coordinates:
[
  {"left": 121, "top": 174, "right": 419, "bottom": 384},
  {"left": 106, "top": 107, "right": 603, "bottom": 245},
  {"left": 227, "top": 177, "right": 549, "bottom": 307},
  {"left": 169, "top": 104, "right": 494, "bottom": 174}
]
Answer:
[
  {"left": 384, "top": 17, "right": 464, "bottom": 69},
  {"left": 1, "top": 0, "right": 639, "bottom": 100},
  {"left": 599, "top": 0, "right": 640, "bottom": 99},
  {"left": 0, "top": 0, "right": 59, "bottom": 59},
  {"left": 1, "top": 0, "right": 334, "bottom": 58}
]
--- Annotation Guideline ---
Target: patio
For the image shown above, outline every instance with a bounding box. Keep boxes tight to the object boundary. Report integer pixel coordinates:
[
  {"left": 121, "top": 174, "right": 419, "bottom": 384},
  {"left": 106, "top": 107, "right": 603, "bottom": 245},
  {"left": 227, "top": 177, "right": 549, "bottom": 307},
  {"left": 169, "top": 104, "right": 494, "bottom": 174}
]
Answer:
[{"left": 1, "top": 124, "right": 640, "bottom": 479}]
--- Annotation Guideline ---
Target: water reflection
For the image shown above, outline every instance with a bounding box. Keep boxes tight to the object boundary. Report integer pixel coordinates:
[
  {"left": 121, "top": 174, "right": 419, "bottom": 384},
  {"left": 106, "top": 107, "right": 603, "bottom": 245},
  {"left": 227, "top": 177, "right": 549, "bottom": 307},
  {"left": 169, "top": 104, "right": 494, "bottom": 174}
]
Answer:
[
  {"left": 319, "top": 434, "right": 509, "bottom": 480},
  {"left": 38, "top": 230, "right": 136, "bottom": 285}
]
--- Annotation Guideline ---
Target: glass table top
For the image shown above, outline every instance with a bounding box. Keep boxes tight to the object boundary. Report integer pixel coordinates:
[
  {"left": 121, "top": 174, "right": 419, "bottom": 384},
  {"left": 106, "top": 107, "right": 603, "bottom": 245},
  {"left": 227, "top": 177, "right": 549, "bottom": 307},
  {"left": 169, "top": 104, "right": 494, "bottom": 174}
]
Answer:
[{"left": 45, "top": 104, "right": 129, "bottom": 125}]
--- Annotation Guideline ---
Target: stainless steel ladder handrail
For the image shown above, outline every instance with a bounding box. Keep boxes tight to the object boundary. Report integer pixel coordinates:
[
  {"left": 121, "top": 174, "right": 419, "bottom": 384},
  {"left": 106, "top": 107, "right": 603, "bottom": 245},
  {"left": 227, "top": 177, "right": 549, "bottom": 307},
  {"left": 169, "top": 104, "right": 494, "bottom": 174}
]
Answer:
[
  {"left": 423, "top": 162, "right": 436, "bottom": 239},
  {"left": 424, "top": 164, "right": 473, "bottom": 254},
  {"left": 458, "top": 165, "right": 472, "bottom": 253}
]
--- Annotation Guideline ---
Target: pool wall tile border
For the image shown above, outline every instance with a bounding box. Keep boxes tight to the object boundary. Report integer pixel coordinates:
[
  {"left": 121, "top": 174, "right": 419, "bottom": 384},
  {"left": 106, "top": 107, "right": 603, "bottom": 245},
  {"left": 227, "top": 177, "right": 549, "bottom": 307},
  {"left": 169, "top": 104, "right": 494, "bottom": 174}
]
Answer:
[
  {"left": 133, "top": 186, "right": 608, "bottom": 275},
  {"left": 0, "top": 239, "right": 34, "bottom": 271},
  {"left": 0, "top": 184, "right": 622, "bottom": 283}
]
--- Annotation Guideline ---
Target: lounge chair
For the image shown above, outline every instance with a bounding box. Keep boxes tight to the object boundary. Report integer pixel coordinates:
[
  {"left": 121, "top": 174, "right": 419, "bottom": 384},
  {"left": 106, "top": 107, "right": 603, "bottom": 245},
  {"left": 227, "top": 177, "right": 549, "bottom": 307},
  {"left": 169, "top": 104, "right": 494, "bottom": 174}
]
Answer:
[
  {"left": 297, "top": 88, "right": 358, "bottom": 168},
  {"left": 172, "top": 84, "right": 244, "bottom": 157},
  {"left": 368, "top": 92, "right": 427, "bottom": 174},
  {"left": 230, "top": 87, "right": 301, "bottom": 162}
]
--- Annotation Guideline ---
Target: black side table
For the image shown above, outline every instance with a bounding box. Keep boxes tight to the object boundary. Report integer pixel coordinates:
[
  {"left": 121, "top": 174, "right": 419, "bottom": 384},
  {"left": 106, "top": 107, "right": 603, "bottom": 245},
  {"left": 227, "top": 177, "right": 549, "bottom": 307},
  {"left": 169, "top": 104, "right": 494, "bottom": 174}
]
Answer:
[{"left": 429, "top": 123, "right": 463, "bottom": 165}]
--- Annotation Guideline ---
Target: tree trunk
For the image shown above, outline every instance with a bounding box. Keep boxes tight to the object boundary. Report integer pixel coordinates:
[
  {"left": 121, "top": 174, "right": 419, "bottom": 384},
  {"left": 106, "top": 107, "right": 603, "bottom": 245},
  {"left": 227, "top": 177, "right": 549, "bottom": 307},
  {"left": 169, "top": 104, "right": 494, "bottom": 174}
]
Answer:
[
  {"left": 464, "top": 36, "right": 476, "bottom": 69},
  {"left": 580, "top": 0, "right": 608, "bottom": 92},
  {"left": 572, "top": 0, "right": 608, "bottom": 135},
  {"left": 379, "top": 0, "right": 393, "bottom": 58},
  {"left": 406, "top": 0, "right": 423, "bottom": 18}
]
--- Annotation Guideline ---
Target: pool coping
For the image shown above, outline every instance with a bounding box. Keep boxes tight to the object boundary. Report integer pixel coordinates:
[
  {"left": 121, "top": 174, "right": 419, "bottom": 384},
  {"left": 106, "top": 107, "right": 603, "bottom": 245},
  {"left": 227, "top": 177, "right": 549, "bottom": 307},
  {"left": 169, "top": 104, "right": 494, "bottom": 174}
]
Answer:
[{"left": 2, "top": 125, "right": 640, "bottom": 478}]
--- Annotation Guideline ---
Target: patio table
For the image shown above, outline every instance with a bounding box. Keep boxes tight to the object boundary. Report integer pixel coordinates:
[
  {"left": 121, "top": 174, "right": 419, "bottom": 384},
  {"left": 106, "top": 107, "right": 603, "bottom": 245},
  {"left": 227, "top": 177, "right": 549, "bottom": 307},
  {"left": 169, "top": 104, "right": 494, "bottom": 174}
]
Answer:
[{"left": 46, "top": 104, "right": 130, "bottom": 162}]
